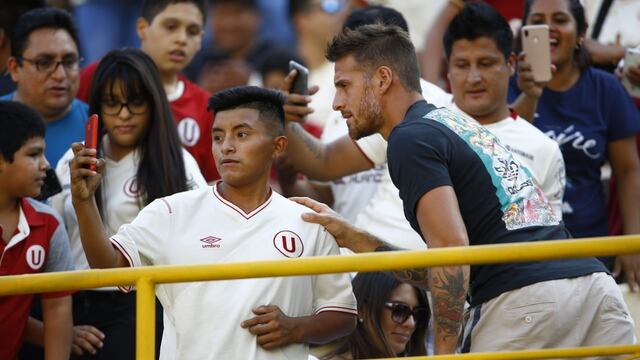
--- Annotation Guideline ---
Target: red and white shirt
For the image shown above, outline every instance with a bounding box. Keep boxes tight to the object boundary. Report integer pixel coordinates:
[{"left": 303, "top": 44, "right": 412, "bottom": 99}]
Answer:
[
  {"left": 0, "top": 198, "right": 73, "bottom": 360},
  {"left": 110, "top": 183, "right": 357, "bottom": 360}
]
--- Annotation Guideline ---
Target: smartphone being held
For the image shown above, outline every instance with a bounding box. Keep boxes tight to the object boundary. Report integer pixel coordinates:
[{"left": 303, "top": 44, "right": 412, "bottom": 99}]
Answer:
[
  {"left": 521, "top": 24, "right": 552, "bottom": 82},
  {"left": 289, "top": 60, "right": 309, "bottom": 95},
  {"left": 84, "top": 114, "right": 99, "bottom": 171}
]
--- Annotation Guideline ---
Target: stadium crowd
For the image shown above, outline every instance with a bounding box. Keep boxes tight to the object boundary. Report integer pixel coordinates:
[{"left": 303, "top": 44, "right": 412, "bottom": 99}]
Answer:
[{"left": 1, "top": 0, "right": 639, "bottom": 359}]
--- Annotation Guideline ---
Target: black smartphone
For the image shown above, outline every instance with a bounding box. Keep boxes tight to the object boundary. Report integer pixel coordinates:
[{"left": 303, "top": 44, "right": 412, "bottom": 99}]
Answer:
[
  {"left": 289, "top": 60, "right": 309, "bottom": 95},
  {"left": 34, "top": 168, "right": 62, "bottom": 201}
]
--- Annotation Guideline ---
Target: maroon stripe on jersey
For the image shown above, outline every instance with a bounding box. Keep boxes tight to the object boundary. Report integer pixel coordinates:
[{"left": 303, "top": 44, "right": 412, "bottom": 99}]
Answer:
[
  {"left": 212, "top": 182, "right": 273, "bottom": 220},
  {"left": 315, "top": 305, "right": 358, "bottom": 315},
  {"left": 110, "top": 238, "right": 135, "bottom": 268}
]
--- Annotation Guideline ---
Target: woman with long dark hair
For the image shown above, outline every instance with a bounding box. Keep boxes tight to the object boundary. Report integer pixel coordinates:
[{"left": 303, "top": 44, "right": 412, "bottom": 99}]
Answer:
[
  {"left": 510, "top": 0, "right": 640, "bottom": 282},
  {"left": 50, "top": 48, "right": 206, "bottom": 359},
  {"left": 322, "top": 272, "right": 429, "bottom": 359}
]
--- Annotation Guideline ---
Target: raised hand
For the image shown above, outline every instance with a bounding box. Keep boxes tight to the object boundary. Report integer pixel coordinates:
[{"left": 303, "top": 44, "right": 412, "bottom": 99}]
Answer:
[{"left": 69, "top": 142, "right": 105, "bottom": 203}]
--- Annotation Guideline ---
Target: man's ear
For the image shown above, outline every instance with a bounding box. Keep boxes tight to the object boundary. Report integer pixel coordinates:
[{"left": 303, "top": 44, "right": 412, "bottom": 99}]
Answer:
[
  {"left": 7, "top": 57, "right": 20, "bottom": 83},
  {"left": 375, "top": 66, "right": 393, "bottom": 95},
  {"left": 272, "top": 135, "right": 288, "bottom": 158},
  {"left": 136, "top": 17, "right": 149, "bottom": 42},
  {"left": 507, "top": 52, "right": 517, "bottom": 76}
]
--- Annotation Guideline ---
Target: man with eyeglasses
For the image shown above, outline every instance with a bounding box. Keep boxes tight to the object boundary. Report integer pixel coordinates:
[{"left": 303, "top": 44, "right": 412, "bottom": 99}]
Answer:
[
  {"left": 3, "top": 7, "right": 88, "bottom": 169},
  {"left": 289, "top": 0, "right": 351, "bottom": 130}
]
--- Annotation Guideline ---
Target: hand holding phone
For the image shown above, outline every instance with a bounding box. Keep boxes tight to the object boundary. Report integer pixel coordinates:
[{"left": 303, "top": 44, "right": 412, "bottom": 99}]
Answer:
[
  {"left": 521, "top": 25, "right": 552, "bottom": 82},
  {"left": 84, "top": 114, "right": 99, "bottom": 171},
  {"left": 289, "top": 60, "right": 309, "bottom": 95}
]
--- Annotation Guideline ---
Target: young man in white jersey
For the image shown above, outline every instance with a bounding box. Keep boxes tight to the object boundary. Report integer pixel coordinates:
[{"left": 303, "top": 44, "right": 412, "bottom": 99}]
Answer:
[{"left": 68, "top": 86, "right": 357, "bottom": 360}]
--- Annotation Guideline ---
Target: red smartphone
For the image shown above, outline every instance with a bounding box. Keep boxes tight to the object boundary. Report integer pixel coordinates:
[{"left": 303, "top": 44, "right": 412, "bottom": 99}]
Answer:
[{"left": 84, "top": 114, "right": 99, "bottom": 171}]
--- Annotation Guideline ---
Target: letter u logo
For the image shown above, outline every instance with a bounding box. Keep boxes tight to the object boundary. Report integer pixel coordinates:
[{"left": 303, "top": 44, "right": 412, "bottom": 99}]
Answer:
[
  {"left": 26, "top": 245, "right": 46, "bottom": 270},
  {"left": 273, "top": 231, "right": 304, "bottom": 258},
  {"left": 177, "top": 118, "right": 200, "bottom": 147},
  {"left": 281, "top": 236, "right": 296, "bottom": 252}
]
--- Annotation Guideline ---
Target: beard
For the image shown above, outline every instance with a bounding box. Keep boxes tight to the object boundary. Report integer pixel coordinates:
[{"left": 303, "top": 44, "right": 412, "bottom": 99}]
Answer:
[{"left": 347, "top": 83, "right": 384, "bottom": 140}]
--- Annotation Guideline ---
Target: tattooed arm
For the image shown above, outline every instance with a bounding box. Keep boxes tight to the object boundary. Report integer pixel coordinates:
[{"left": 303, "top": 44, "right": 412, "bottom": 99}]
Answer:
[
  {"left": 415, "top": 186, "right": 470, "bottom": 354},
  {"left": 283, "top": 122, "right": 373, "bottom": 182}
]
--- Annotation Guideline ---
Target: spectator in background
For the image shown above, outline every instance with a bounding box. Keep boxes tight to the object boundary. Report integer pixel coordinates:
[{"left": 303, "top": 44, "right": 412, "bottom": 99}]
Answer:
[
  {"left": 194, "top": 49, "right": 252, "bottom": 95},
  {"left": 51, "top": 48, "right": 207, "bottom": 360},
  {"left": 77, "top": 0, "right": 219, "bottom": 182},
  {"left": 2, "top": 7, "right": 88, "bottom": 169},
  {"left": 321, "top": 272, "right": 429, "bottom": 359},
  {"left": 289, "top": 0, "right": 351, "bottom": 129},
  {"left": 259, "top": 47, "right": 304, "bottom": 90},
  {"left": 444, "top": 3, "right": 565, "bottom": 219},
  {"left": 0, "top": 1, "right": 46, "bottom": 96},
  {"left": 184, "top": 0, "right": 274, "bottom": 86},
  {"left": 509, "top": 0, "right": 640, "bottom": 287},
  {"left": 0, "top": 100, "right": 74, "bottom": 360}
]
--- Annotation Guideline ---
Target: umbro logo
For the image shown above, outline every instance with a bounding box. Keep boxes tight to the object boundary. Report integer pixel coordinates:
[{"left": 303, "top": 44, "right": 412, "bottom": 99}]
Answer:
[{"left": 200, "top": 236, "right": 222, "bottom": 248}]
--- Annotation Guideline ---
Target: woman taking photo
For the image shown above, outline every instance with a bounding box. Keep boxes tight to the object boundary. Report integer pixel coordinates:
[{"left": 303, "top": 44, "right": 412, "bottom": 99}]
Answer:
[
  {"left": 51, "top": 48, "right": 206, "bottom": 359},
  {"left": 509, "top": 0, "right": 640, "bottom": 284},
  {"left": 322, "top": 272, "right": 429, "bottom": 359}
]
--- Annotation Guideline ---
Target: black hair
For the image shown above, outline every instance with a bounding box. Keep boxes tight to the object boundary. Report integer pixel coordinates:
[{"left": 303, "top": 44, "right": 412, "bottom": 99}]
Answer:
[
  {"left": 208, "top": 86, "right": 285, "bottom": 135},
  {"left": 0, "top": 1, "right": 45, "bottom": 41},
  {"left": 0, "top": 101, "right": 45, "bottom": 162},
  {"left": 326, "top": 23, "right": 422, "bottom": 93},
  {"left": 210, "top": 0, "right": 258, "bottom": 10},
  {"left": 10, "top": 7, "right": 80, "bottom": 58},
  {"left": 324, "top": 272, "right": 429, "bottom": 359},
  {"left": 88, "top": 48, "right": 188, "bottom": 210},
  {"left": 444, "top": 3, "right": 513, "bottom": 60},
  {"left": 259, "top": 47, "right": 304, "bottom": 79},
  {"left": 288, "top": 0, "right": 313, "bottom": 19},
  {"left": 343, "top": 5, "right": 409, "bottom": 33},
  {"left": 522, "top": 0, "right": 590, "bottom": 70},
  {"left": 141, "top": 0, "right": 207, "bottom": 25}
]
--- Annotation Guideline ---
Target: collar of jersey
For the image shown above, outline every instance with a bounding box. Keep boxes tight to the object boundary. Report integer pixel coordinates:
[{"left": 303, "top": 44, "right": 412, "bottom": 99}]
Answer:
[{"left": 212, "top": 181, "right": 273, "bottom": 220}]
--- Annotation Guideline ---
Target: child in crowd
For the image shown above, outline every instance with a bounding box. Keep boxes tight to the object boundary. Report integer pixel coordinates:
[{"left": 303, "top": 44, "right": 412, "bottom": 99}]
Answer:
[
  {"left": 0, "top": 101, "right": 74, "bottom": 360},
  {"left": 76, "top": 0, "right": 219, "bottom": 182},
  {"left": 50, "top": 48, "right": 206, "bottom": 359},
  {"left": 322, "top": 272, "right": 429, "bottom": 359},
  {"left": 68, "top": 86, "right": 357, "bottom": 360}
]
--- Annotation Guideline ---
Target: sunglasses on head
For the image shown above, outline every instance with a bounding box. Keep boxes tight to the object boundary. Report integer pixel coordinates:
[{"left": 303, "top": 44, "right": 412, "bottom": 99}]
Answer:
[{"left": 384, "top": 302, "right": 428, "bottom": 326}]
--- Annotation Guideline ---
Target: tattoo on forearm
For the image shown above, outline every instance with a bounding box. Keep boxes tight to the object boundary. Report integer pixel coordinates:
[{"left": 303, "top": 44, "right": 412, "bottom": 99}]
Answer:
[
  {"left": 430, "top": 266, "right": 468, "bottom": 342},
  {"left": 291, "top": 123, "right": 323, "bottom": 160}
]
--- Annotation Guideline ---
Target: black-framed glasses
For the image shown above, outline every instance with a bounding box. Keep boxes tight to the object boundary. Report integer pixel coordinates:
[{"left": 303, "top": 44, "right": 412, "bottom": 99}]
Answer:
[
  {"left": 102, "top": 99, "right": 148, "bottom": 116},
  {"left": 384, "top": 302, "right": 428, "bottom": 326},
  {"left": 18, "top": 56, "right": 82, "bottom": 73}
]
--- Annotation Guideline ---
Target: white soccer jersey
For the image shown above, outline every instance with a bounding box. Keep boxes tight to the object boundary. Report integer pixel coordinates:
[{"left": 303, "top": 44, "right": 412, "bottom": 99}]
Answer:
[
  {"left": 355, "top": 79, "right": 453, "bottom": 166},
  {"left": 321, "top": 110, "right": 425, "bottom": 251},
  {"left": 110, "top": 184, "right": 357, "bottom": 360},
  {"left": 50, "top": 148, "right": 207, "bottom": 271}
]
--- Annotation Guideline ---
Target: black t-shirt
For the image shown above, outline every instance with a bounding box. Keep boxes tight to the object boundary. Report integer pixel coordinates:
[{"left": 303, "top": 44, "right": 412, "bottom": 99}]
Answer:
[{"left": 387, "top": 100, "right": 606, "bottom": 307}]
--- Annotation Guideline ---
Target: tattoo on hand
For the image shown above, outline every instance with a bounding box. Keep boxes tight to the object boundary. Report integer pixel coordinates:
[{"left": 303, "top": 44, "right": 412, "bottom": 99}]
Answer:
[{"left": 431, "top": 266, "right": 468, "bottom": 342}]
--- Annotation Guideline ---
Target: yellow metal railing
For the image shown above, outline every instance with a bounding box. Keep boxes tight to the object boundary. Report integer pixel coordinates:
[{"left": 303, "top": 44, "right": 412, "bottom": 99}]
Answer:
[{"left": 1, "top": 236, "right": 640, "bottom": 359}]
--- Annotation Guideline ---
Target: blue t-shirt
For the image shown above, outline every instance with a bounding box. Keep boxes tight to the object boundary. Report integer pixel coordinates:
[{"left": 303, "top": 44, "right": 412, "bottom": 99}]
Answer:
[
  {"left": 387, "top": 101, "right": 605, "bottom": 307},
  {"left": 0, "top": 94, "right": 88, "bottom": 168},
  {"left": 508, "top": 67, "right": 640, "bottom": 240}
]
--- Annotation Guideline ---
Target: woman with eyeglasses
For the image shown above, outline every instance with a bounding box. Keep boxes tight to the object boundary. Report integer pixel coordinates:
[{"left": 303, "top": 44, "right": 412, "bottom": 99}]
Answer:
[
  {"left": 320, "top": 272, "right": 429, "bottom": 359},
  {"left": 50, "top": 48, "right": 206, "bottom": 359}
]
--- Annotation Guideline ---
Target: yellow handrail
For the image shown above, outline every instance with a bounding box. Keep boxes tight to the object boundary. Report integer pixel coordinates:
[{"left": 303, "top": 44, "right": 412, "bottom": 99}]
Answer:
[{"left": 1, "top": 235, "right": 639, "bottom": 359}]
